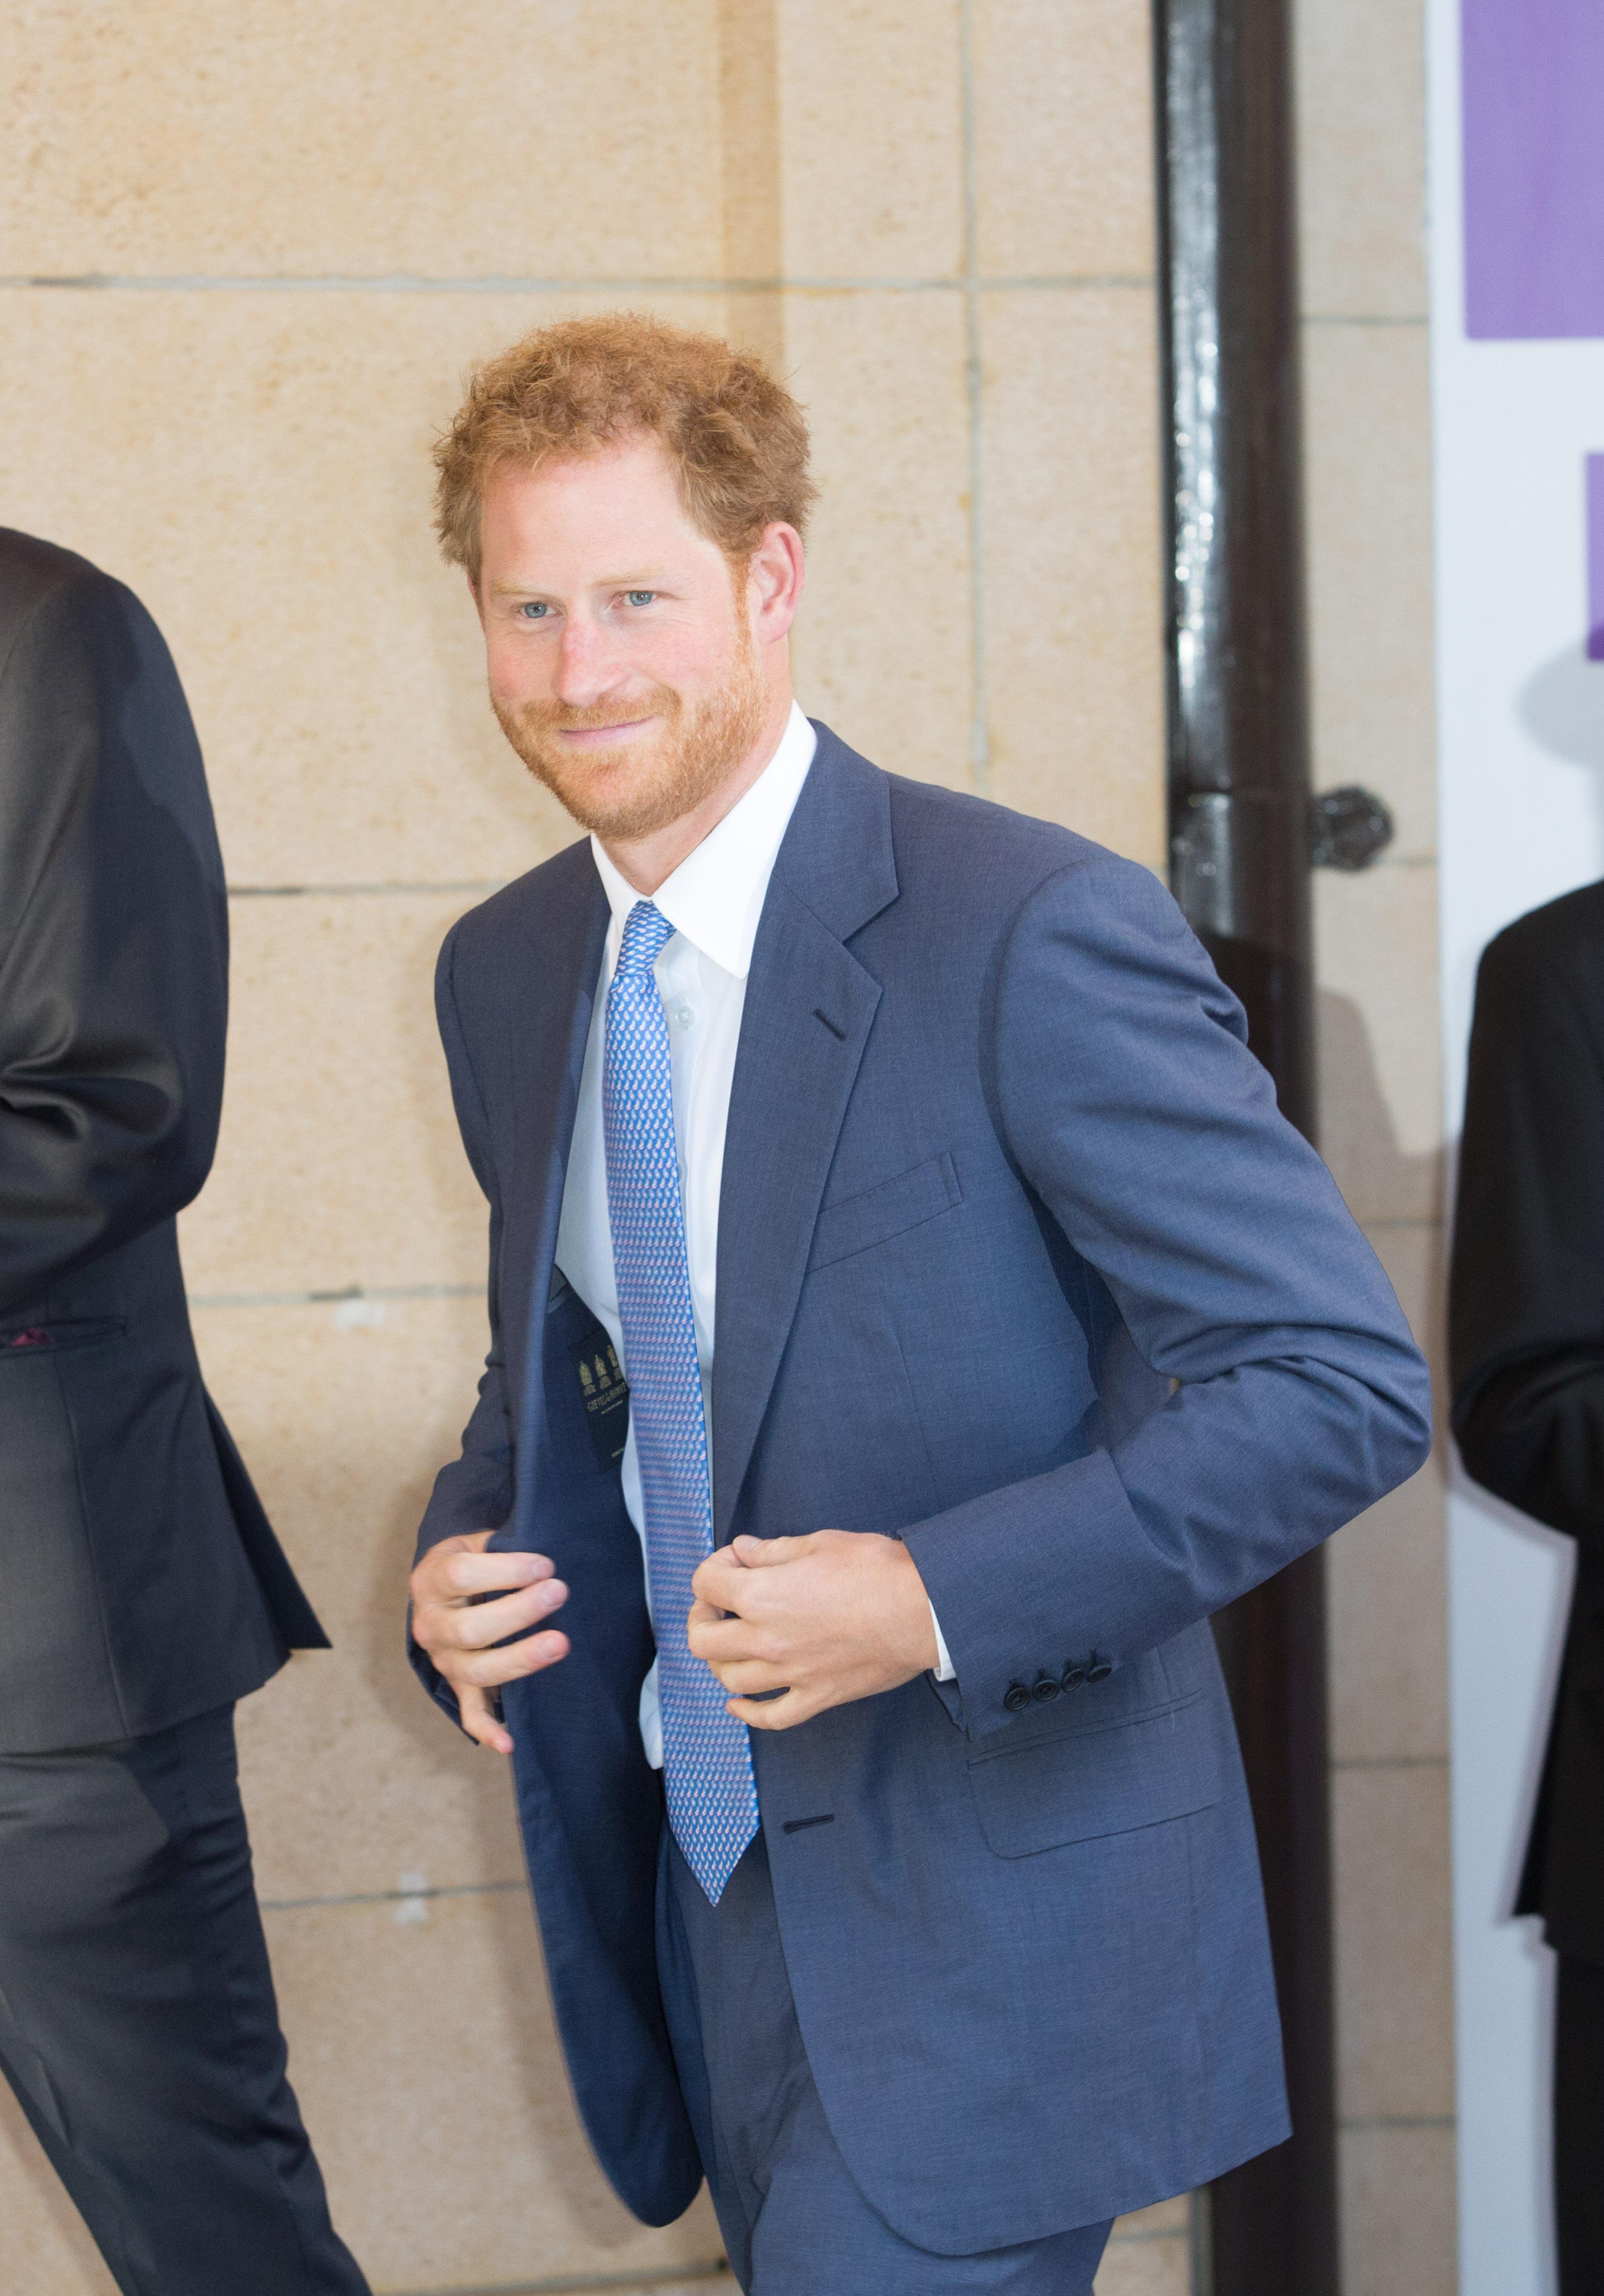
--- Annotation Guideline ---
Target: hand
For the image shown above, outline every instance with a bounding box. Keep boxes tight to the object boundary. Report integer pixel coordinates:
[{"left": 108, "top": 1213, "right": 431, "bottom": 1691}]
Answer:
[
  {"left": 687, "top": 1530, "right": 938, "bottom": 1732},
  {"left": 409, "top": 1529, "right": 570, "bottom": 1753}
]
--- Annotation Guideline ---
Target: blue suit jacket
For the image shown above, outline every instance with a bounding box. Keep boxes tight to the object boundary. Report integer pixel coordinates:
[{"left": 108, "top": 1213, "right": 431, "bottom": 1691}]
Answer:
[{"left": 413, "top": 725, "right": 1432, "bottom": 2250}]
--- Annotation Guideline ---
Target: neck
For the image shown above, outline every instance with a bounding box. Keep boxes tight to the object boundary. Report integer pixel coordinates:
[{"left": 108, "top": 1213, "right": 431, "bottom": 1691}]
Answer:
[{"left": 599, "top": 675, "right": 794, "bottom": 897}]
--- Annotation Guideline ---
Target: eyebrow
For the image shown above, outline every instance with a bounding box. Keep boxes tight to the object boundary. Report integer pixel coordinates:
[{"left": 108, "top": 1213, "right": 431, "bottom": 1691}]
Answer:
[{"left": 488, "top": 569, "right": 671, "bottom": 599}]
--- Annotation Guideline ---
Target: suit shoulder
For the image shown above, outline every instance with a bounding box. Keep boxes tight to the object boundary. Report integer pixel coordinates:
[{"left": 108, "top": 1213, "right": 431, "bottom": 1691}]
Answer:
[
  {"left": 883, "top": 768, "right": 1168, "bottom": 921},
  {"left": 440, "top": 835, "right": 598, "bottom": 974},
  {"left": 0, "top": 527, "right": 106, "bottom": 615},
  {"left": 0, "top": 534, "right": 167, "bottom": 696},
  {"left": 1480, "top": 880, "right": 1604, "bottom": 1002},
  {"left": 0, "top": 528, "right": 138, "bottom": 624}
]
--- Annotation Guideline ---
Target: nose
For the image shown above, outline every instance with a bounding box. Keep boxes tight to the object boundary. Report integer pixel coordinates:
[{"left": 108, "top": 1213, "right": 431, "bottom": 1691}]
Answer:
[{"left": 553, "top": 610, "right": 625, "bottom": 709}]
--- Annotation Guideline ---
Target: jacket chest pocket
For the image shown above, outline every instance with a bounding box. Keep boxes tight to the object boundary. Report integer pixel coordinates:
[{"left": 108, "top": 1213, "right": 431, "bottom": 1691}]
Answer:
[
  {"left": 808, "top": 1151, "right": 963, "bottom": 1272},
  {"left": 967, "top": 1692, "right": 1222, "bottom": 1858}
]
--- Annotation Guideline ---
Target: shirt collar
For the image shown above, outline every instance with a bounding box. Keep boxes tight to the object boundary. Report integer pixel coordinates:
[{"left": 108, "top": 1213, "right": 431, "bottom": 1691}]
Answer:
[{"left": 589, "top": 700, "right": 817, "bottom": 980}]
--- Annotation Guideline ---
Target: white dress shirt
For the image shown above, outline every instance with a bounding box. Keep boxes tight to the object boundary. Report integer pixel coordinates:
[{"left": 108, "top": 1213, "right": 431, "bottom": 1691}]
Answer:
[{"left": 554, "top": 700, "right": 952, "bottom": 1767}]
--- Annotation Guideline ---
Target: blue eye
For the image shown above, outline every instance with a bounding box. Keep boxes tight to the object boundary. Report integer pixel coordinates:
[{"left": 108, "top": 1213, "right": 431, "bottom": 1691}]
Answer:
[
  {"left": 625, "top": 590, "right": 656, "bottom": 607},
  {"left": 519, "top": 601, "right": 551, "bottom": 619}
]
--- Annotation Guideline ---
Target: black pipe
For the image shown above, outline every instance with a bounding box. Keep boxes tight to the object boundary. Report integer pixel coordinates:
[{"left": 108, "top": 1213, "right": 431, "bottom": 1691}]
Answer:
[{"left": 1152, "top": 3, "right": 1337, "bottom": 2293}]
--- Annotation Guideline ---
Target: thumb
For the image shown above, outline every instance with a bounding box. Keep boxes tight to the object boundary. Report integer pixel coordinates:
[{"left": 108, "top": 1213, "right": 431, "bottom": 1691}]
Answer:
[
  {"left": 458, "top": 1685, "right": 514, "bottom": 1756},
  {"left": 730, "top": 1534, "right": 795, "bottom": 1567}
]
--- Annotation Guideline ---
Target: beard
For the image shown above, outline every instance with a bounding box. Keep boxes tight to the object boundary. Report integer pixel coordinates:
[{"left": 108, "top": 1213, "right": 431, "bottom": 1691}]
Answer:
[{"left": 492, "top": 634, "right": 770, "bottom": 842}]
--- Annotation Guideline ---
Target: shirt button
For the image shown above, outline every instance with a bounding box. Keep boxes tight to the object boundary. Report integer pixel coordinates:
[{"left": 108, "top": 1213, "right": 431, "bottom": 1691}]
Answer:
[{"left": 674, "top": 1006, "right": 695, "bottom": 1029}]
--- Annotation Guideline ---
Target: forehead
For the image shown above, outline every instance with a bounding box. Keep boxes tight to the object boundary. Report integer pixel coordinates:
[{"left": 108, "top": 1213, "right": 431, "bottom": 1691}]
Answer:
[{"left": 479, "top": 436, "right": 713, "bottom": 574}]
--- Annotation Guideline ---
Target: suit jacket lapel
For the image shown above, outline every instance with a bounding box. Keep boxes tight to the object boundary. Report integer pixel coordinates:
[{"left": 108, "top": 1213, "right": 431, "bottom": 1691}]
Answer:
[
  {"left": 711, "top": 729, "right": 899, "bottom": 1542},
  {"left": 503, "top": 848, "right": 610, "bottom": 1543}
]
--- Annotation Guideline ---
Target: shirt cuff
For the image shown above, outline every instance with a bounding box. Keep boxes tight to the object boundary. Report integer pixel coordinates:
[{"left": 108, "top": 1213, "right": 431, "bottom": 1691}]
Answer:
[{"left": 929, "top": 1599, "right": 956, "bottom": 1683}]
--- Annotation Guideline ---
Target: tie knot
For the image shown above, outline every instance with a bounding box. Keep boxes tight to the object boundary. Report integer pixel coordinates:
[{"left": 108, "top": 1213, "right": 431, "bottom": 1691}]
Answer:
[{"left": 617, "top": 900, "right": 675, "bottom": 978}]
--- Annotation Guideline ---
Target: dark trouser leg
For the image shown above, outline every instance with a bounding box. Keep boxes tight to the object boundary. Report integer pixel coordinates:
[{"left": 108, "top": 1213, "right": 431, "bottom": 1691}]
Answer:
[
  {"left": 1556, "top": 1953, "right": 1604, "bottom": 2296},
  {"left": 0, "top": 1705, "right": 369, "bottom": 2296}
]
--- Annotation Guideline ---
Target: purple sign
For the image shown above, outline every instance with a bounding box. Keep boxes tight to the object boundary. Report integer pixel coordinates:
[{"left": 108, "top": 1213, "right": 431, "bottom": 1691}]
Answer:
[
  {"left": 1581, "top": 452, "right": 1590, "bottom": 661},
  {"left": 1463, "top": 0, "right": 1604, "bottom": 340}
]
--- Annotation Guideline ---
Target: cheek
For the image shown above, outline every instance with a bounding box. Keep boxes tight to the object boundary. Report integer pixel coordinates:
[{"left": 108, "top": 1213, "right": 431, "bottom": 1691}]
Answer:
[
  {"left": 648, "top": 620, "right": 744, "bottom": 693},
  {"left": 484, "top": 634, "right": 546, "bottom": 706}
]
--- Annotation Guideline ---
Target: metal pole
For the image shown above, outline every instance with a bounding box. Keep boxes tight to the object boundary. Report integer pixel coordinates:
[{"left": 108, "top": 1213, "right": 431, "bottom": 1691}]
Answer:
[{"left": 1152, "top": 3, "right": 1338, "bottom": 2291}]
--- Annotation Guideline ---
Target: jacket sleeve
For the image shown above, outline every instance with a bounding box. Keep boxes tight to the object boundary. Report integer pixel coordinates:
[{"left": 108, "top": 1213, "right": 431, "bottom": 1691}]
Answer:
[
  {"left": 1449, "top": 922, "right": 1604, "bottom": 1553},
  {"left": 904, "top": 852, "right": 1434, "bottom": 1735},
  {"left": 0, "top": 571, "right": 227, "bottom": 1313},
  {"left": 408, "top": 918, "right": 518, "bottom": 1723}
]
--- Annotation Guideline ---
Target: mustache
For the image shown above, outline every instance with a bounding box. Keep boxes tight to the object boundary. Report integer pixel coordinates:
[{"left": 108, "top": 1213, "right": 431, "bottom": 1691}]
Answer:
[{"left": 506, "top": 686, "right": 681, "bottom": 737}]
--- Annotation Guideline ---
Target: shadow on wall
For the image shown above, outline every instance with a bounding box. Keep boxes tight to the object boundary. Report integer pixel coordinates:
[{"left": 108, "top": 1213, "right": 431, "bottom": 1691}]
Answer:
[
  {"left": 1519, "top": 641, "right": 1604, "bottom": 771},
  {"left": 1519, "top": 638, "right": 1604, "bottom": 858},
  {"left": 1315, "top": 982, "right": 1445, "bottom": 1266}
]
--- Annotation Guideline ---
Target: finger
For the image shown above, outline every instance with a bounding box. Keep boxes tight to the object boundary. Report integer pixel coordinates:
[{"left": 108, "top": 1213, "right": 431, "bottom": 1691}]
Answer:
[
  {"left": 690, "top": 1553, "right": 751, "bottom": 1609},
  {"left": 703, "top": 1658, "right": 790, "bottom": 1695},
  {"left": 449, "top": 1553, "right": 553, "bottom": 1600},
  {"left": 684, "top": 1599, "right": 740, "bottom": 1653},
  {"left": 457, "top": 1684, "right": 515, "bottom": 1756},
  {"left": 685, "top": 1613, "right": 774, "bottom": 1666},
  {"left": 727, "top": 1688, "right": 816, "bottom": 1731},
  {"left": 442, "top": 1550, "right": 553, "bottom": 1600},
  {"left": 449, "top": 1579, "right": 568, "bottom": 1653},
  {"left": 453, "top": 1627, "right": 570, "bottom": 1690},
  {"left": 412, "top": 1576, "right": 559, "bottom": 1657},
  {"left": 412, "top": 1534, "right": 549, "bottom": 1604}
]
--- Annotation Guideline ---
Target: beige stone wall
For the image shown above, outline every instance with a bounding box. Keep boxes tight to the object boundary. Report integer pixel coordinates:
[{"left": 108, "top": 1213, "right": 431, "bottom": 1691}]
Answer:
[
  {"left": 0, "top": 6, "right": 1178, "bottom": 2293},
  {"left": 1294, "top": 1, "right": 1456, "bottom": 2290},
  {"left": 0, "top": 4, "right": 1455, "bottom": 2290}
]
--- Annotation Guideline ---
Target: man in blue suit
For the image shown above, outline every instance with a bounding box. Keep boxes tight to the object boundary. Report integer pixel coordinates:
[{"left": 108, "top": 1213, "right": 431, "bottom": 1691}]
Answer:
[{"left": 408, "top": 314, "right": 1431, "bottom": 2294}]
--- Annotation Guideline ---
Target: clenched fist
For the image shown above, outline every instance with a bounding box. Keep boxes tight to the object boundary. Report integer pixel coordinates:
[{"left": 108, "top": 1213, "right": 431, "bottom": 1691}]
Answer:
[{"left": 688, "top": 1529, "right": 939, "bottom": 1731}]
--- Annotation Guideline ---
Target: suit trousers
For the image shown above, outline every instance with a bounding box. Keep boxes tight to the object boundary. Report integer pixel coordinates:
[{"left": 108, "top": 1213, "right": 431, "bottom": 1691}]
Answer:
[
  {"left": 1556, "top": 1954, "right": 1604, "bottom": 2296},
  {"left": 657, "top": 1824, "right": 1113, "bottom": 2294},
  {"left": 0, "top": 1702, "right": 368, "bottom": 2296}
]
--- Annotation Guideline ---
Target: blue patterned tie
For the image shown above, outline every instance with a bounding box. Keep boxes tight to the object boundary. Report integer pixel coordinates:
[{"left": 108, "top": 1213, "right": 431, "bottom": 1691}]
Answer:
[{"left": 603, "top": 900, "right": 760, "bottom": 1903}]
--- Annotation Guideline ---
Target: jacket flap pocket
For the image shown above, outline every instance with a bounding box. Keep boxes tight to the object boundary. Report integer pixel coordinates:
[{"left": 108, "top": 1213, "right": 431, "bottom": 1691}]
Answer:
[
  {"left": 808, "top": 1151, "right": 963, "bottom": 1272},
  {"left": 1, "top": 1317, "right": 124, "bottom": 1357},
  {"left": 968, "top": 1693, "right": 1221, "bottom": 1857}
]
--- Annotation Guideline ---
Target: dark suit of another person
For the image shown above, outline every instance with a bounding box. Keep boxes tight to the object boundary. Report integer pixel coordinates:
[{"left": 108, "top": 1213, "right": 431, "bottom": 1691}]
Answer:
[
  {"left": 1451, "top": 881, "right": 1604, "bottom": 2296},
  {"left": 0, "top": 530, "right": 368, "bottom": 2296}
]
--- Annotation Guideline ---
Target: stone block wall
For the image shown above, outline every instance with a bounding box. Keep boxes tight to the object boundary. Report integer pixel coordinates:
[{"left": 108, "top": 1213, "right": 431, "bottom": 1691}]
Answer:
[{"left": 0, "top": 6, "right": 1174, "bottom": 2291}]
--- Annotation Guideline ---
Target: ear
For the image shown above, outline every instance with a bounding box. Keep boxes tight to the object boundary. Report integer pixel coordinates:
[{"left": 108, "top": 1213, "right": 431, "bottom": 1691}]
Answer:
[{"left": 746, "top": 523, "right": 805, "bottom": 647}]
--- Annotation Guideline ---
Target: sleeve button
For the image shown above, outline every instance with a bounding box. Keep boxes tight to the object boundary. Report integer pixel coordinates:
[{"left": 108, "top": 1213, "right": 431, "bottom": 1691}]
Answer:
[
  {"left": 1004, "top": 1682, "right": 1033, "bottom": 1714},
  {"left": 1061, "top": 1661, "right": 1088, "bottom": 1690},
  {"left": 1031, "top": 1672, "right": 1061, "bottom": 1703},
  {"left": 1086, "top": 1654, "right": 1113, "bottom": 1683}
]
